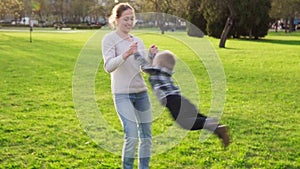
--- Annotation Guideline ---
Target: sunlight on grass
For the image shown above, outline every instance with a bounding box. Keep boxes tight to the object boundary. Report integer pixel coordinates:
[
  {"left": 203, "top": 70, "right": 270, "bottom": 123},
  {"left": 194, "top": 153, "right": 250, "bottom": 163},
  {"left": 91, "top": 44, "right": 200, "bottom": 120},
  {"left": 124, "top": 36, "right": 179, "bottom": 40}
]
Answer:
[{"left": 0, "top": 29, "right": 299, "bottom": 168}]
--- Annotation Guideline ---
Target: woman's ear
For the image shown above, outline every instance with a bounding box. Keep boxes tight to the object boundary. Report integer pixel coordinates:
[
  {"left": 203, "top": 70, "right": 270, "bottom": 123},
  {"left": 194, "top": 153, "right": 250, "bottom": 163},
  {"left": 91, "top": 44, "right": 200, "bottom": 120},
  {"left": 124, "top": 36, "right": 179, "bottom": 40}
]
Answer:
[{"left": 115, "top": 18, "right": 119, "bottom": 26}]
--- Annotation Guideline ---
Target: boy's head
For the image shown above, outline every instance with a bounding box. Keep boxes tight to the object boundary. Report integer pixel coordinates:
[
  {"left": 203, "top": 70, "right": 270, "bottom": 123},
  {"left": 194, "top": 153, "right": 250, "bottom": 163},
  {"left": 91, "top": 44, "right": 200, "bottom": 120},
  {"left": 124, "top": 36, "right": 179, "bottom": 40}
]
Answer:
[{"left": 152, "top": 50, "right": 176, "bottom": 71}]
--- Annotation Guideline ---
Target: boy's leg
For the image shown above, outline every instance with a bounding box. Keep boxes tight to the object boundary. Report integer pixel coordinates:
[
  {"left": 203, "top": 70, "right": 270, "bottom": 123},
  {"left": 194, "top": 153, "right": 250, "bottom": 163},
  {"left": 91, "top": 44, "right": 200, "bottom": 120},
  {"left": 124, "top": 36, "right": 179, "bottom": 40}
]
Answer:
[
  {"left": 214, "top": 125, "right": 231, "bottom": 147},
  {"left": 165, "top": 95, "right": 231, "bottom": 147},
  {"left": 165, "top": 95, "right": 207, "bottom": 130}
]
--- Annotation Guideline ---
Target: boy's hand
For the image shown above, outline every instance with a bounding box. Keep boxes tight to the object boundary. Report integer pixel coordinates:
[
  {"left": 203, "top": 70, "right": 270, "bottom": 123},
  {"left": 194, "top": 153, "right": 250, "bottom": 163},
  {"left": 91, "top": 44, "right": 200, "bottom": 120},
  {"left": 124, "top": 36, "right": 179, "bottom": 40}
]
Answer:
[{"left": 149, "top": 44, "right": 158, "bottom": 59}]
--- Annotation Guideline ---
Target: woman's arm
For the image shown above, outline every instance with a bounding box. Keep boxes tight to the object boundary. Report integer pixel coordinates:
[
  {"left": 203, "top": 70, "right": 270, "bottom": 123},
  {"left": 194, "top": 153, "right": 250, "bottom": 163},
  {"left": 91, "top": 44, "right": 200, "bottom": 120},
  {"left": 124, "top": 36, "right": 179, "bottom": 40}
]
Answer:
[
  {"left": 102, "top": 35, "right": 125, "bottom": 73},
  {"left": 102, "top": 35, "right": 138, "bottom": 73}
]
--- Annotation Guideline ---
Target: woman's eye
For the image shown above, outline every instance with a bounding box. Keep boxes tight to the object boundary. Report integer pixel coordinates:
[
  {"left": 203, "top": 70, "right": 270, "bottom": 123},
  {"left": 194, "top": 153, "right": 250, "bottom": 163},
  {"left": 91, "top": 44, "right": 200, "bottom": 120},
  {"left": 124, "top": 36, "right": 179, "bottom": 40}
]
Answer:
[{"left": 123, "top": 17, "right": 134, "bottom": 22}]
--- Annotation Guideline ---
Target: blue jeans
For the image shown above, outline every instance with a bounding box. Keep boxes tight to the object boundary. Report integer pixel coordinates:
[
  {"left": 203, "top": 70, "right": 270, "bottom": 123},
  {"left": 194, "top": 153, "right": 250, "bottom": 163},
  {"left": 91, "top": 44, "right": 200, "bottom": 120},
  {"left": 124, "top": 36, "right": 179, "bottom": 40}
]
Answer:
[{"left": 114, "top": 91, "right": 152, "bottom": 169}]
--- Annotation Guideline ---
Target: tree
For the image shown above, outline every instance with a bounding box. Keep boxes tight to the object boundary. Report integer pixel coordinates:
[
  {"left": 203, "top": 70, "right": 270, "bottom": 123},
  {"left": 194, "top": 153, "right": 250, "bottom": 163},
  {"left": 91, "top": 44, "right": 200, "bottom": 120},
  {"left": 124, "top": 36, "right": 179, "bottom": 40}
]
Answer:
[
  {"left": 135, "top": 0, "right": 190, "bottom": 34},
  {"left": 201, "top": 0, "right": 271, "bottom": 46},
  {"left": 0, "top": 0, "right": 24, "bottom": 21},
  {"left": 186, "top": 0, "right": 206, "bottom": 37},
  {"left": 50, "top": 0, "right": 68, "bottom": 22},
  {"left": 233, "top": 0, "right": 271, "bottom": 39},
  {"left": 138, "top": 0, "right": 175, "bottom": 34},
  {"left": 68, "top": 0, "right": 84, "bottom": 23},
  {"left": 88, "top": 3, "right": 105, "bottom": 24},
  {"left": 67, "top": 0, "right": 96, "bottom": 24},
  {"left": 201, "top": 0, "right": 230, "bottom": 38},
  {"left": 270, "top": 0, "right": 300, "bottom": 32},
  {"left": 218, "top": 0, "right": 236, "bottom": 47},
  {"left": 32, "top": 0, "right": 51, "bottom": 24}
]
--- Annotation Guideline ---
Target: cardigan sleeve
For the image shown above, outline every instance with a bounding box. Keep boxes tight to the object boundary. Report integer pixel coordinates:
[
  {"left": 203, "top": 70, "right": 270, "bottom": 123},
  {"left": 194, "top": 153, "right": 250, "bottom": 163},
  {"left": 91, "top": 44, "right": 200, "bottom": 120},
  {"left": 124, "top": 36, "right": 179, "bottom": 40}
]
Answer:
[{"left": 101, "top": 34, "right": 125, "bottom": 73}]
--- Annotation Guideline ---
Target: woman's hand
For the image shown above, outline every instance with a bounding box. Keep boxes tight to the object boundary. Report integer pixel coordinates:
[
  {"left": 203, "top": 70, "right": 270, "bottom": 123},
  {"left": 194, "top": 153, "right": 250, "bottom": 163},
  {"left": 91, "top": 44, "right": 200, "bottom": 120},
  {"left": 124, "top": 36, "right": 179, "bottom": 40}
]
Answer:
[{"left": 123, "top": 42, "right": 138, "bottom": 60}]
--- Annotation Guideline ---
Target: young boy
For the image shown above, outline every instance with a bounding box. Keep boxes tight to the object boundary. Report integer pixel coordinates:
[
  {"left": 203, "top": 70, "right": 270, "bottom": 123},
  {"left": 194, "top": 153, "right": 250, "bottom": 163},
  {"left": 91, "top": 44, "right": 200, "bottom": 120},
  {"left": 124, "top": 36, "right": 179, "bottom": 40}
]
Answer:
[{"left": 135, "top": 50, "right": 231, "bottom": 147}]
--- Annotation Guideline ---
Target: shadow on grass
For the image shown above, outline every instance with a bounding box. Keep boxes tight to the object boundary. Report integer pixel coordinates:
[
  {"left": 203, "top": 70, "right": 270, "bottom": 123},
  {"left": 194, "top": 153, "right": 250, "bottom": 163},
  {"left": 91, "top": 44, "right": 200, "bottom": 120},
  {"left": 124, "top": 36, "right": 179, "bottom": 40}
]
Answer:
[
  {"left": 217, "top": 39, "right": 300, "bottom": 50},
  {"left": 228, "top": 38, "right": 300, "bottom": 46},
  {"left": 254, "top": 39, "right": 300, "bottom": 46}
]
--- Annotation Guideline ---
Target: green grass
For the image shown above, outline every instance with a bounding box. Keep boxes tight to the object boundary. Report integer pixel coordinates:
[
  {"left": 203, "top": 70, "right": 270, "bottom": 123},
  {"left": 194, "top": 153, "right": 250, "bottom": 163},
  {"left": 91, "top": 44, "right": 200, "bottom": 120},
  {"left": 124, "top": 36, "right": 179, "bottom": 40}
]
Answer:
[{"left": 0, "top": 28, "right": 300, "bottom": 168}]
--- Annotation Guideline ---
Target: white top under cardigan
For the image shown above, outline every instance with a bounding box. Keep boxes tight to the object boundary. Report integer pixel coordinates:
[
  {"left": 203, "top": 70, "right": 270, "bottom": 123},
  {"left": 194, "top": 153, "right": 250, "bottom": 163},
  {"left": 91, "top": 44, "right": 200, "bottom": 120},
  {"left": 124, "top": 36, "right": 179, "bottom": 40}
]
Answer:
[{"left": 102, "top": 31, "right": 149, "bottom": 94}]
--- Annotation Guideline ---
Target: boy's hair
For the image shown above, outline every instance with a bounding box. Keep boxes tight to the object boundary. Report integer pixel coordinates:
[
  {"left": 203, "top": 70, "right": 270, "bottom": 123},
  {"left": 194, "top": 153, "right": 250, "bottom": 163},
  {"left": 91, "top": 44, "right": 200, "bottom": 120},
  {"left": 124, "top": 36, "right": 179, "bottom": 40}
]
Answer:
[{"left": 152, "top": 50, "right": 176, "bottom": 71}]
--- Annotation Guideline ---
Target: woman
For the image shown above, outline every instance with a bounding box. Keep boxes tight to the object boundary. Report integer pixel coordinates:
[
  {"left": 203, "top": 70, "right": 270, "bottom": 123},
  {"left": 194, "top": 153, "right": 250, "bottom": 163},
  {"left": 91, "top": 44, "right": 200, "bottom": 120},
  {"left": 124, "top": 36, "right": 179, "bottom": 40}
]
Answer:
[{"left": 101, "top": 3, "right": 158, "bottom": 169}]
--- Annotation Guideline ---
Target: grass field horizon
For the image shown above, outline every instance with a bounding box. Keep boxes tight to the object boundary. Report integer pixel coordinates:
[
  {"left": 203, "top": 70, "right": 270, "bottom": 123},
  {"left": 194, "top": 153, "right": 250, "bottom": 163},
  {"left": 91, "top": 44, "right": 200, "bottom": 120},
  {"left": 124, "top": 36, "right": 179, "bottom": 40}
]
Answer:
[{"left": 0, "top": 28, "right": 299, "bottom": 168}]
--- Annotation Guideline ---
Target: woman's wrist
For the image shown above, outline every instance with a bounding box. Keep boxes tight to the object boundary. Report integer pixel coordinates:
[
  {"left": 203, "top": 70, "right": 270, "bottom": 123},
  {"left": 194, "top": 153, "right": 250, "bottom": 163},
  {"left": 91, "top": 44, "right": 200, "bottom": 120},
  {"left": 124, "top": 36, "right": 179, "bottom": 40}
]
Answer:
[{"left": 123, "top": 52, "right": 130, "bottom": 60}]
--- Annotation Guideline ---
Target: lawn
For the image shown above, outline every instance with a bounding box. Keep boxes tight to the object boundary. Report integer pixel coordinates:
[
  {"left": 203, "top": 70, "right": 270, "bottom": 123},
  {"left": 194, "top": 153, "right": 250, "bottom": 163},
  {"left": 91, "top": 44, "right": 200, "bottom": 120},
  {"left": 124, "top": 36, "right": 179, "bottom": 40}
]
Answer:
[{"left": 0, "top": 28, "right": 299, "bottom": 169}]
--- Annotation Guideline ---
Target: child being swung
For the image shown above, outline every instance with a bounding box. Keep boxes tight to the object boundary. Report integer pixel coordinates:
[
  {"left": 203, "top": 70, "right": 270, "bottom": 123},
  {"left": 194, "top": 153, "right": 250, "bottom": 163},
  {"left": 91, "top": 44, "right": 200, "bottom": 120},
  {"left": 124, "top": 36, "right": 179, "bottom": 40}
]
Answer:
[{"left": 135, "top": 50, "right": 231, "bottom": 147}]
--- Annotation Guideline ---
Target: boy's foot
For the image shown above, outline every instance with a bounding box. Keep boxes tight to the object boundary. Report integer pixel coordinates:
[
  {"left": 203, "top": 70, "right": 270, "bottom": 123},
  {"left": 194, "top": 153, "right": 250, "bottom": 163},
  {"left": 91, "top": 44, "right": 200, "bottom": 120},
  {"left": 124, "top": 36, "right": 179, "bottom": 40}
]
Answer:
[{"left": 214, "top": 125, "right": 231, "bottom": 148}]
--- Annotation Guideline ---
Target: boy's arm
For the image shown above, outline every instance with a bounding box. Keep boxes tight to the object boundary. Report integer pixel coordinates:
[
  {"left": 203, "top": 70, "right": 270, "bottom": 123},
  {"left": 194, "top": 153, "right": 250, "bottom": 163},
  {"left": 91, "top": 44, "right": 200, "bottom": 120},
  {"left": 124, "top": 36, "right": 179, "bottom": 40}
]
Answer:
[
  {"left": 134, "top": 52, "right": 152, "bottom": 68},
  {"left": 141, "top": 66, "right": 159, "bottom": 74},
  {"left": 134, "top": 44, "right": 157, "bottom": 67}
]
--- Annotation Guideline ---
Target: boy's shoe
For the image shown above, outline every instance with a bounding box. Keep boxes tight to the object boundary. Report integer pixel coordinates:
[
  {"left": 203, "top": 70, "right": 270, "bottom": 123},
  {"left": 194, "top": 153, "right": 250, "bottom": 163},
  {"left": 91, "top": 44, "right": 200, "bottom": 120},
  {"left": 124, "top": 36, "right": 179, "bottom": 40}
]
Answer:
[{"left": 214, "top": 125, "right": 231, "bottom": 148}]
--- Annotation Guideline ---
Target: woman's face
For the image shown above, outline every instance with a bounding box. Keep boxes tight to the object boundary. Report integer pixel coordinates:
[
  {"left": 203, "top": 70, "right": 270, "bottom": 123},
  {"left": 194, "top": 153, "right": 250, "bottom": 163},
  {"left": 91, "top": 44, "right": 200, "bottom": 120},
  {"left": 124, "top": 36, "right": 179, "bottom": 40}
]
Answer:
[{"left": 116, "top": 9, "right": 135, "bottom": 34}]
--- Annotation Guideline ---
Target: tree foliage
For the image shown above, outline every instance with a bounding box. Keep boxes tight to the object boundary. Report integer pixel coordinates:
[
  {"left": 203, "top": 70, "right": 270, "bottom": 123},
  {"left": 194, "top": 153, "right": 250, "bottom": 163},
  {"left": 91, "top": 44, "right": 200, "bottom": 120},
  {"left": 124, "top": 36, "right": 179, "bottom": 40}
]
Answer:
[
  {"left": 134, "top": 0, "right": 189, "bottom": 34},
  {"left": 201, "top": 0, "right": 230, "bottom": 38},
  {"left": 0, "top": 0, "right": 24, "bottom": 20},
  {"left": 186, "top": 0, "right": 206, "bottom": 36},
  {"left": 2, "top": 0, "right": 299, "bottom": 39},
  {"left": 233, "top": 0, "right": 271, "bottom": 39},
  {"left": 201, "top": 0, "right": 271, "bottom": 39}
]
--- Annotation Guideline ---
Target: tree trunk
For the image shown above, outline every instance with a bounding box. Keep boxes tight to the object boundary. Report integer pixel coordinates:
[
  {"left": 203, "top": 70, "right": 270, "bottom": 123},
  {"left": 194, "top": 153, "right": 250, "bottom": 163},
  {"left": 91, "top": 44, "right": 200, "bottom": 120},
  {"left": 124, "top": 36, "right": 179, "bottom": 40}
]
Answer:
[
  {"left": 219, "top": 0, "right": 235, "bottom": 48},
  {"left": 285, "top": 18, "right": 288, "bottom": 33},
  {"left": 289, "top": 17, "right": 294, "bottom": 32},
  {"left": 158, "top": 19, "right": 165, "bottom": 34},
  {"left": 160, "top": 24, "right": 165, "bottom": 34},
  {"left": 219, "top": 16, "right": 233, "bottom": 48}
]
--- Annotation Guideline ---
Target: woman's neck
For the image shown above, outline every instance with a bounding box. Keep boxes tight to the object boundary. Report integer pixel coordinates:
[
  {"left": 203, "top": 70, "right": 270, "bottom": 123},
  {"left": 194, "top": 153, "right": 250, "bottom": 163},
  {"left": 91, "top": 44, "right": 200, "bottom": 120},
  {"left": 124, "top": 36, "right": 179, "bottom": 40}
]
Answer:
[
  {"left": 116, "top": 30, "right": 132, "bottom": 41},
  {"left": 116, "top": 30, "right": 130, "bottom": 38}
]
